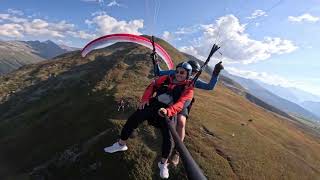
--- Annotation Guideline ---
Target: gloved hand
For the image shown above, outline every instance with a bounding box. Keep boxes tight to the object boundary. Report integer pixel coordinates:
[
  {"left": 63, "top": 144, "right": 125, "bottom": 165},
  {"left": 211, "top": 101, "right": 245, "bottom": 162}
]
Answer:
[
  {"left": 150, "top": 52, "right": 158, "bottom": 62},
  {"left": 213, "top": 61, "right": 224, "bottom": 76},
  {"left": 158, "top": 108, "right": 167, "bottom": 117}
]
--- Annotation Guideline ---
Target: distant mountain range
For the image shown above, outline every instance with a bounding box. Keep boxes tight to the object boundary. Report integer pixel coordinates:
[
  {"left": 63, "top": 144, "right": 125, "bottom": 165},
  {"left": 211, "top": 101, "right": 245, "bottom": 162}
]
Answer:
[
  {"left": 0, "top": 40, "right": 78, "bottom": 75},
  {"left": 0, "top": 41, "right": 44, "bottom": 75},
  {"left": 256, "top": 80, "right": 320, "bottom": 121},
  {"left": 256, "top": 81, "right": 320, "bottom": 103},
  {"left": 23, "top": 40, "right": 68, "bottom": 59},
  {"left": 301, "top": 101, "right": 320, "bottom": 118},
  {"left": 222, "top": 71, "right": 320, "bottom": 122}
]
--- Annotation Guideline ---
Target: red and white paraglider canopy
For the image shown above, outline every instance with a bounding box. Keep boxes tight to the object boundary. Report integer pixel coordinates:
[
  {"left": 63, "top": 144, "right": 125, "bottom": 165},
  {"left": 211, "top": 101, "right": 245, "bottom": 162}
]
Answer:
[{"left": 81, "top": 33, "right": 174, "bottom": 70}]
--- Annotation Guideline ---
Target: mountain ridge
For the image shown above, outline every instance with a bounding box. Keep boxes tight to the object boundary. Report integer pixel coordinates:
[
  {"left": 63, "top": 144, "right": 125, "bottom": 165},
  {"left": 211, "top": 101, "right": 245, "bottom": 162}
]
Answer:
[
  {"left": 222, "top": 71, "right": 320, "bottom": 122},
  {"left": 0, "top": 40, "right": 74, "bottom": 75}
]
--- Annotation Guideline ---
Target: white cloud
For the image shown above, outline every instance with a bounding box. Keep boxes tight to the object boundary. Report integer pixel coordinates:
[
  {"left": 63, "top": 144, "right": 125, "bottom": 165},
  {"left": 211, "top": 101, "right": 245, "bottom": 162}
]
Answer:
[
  {"left": 0, "top": 14, "right": 10, "bottom": 20},
  {"left": 81, "top": 0, "right": 104, "bottom": 2},
  {"left": 247, "top": 10, "right": 267, "bottom": 19},
  {"left": 85, "top": 19, "right": 93, "bottom": 26},
  {"left": 0, "top": 9, "right": 143, "bottom": 42},
  {"left": 162, "top": 31, "right": 175, "bottom": 41},
  {"left": 51, "top": 20, "right": 75, "bottom": 31},
  {"left": 107, "top": 0, "right": 121, "bottom": 7},
  {"left": 179, "top": 46, "right": 206, "bottom": 60},
  {"left": 227, "top": 67, "right": 293, "bottom": 87},
  {"left": 227, "top": 67, "right": 288, "bottom": 87},
  {"left": 22, "top": 19, "right": 75, "bottom": 38},
  {"left": 263, "top": 37, "right": 298, "bottom": 54},
  {"left": 91, "top": 11, "right": 106, "bottom": 16},
  {"left": 0, "top": 12, "right": 77, "bottom": 39},
  {"left": 11, "top": 16, "right": 28, "bottom": 23},
  {"left": 7, "top": 9, "right": 24, "bottom": 16},
  {"left": 29, "top": 19, "right": 49, "bottom": 29},
  {"left": 175, "top": 26, "right": 200, "bottom": 35},
  {"left": 81, "top": 0, "right": 125, "bottom": 8},
  {"left": 288, "top": 13, "right": 319, "bottom": 23},
  {"left": 89, "top": 14, "right": 144, "bottom": 35},
  {"left": 0, "top": 9, "right": 95, "bottom": 40},
  {"left": 179, "top": 15, "right": 297, "bottom": 64},
  {"left": 160, "top": 26, "right": 200, "bottom": 45},
  {"left": 0, "top": 23, "right": 24, "bottom": 38},
  {"left": 68, "top": 30, "right": 96, "bottom": 40},
  {"left": 0, "top": 13, "right": 27, "bottom": 23}
]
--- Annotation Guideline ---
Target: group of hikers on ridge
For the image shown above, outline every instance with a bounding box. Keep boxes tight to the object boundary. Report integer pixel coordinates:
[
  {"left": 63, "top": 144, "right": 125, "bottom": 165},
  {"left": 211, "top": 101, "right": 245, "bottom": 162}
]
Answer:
[{"left": 104, "top": 55, "right": 224, "bottom": 178}]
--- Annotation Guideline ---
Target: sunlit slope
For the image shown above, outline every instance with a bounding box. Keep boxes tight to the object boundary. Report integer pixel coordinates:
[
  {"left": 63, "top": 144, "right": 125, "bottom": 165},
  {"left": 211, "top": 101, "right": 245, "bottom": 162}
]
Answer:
[
  {"left": 0, "top": 39, "right": 319, "bottom": 180},
  {"left": 0, "top": 41, "right": 44, "bottom": 74},
  {"left": 188, "top": 81, "right": 320, "bottom": 179},
  {"left": 0, "top": 40, "right": 71, "bottom": 75}
]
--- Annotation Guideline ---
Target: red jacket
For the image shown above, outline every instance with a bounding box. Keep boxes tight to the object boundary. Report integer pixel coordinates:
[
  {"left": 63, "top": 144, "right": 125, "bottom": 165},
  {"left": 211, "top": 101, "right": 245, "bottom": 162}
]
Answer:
[{"left": 141, "top": 75, "right": 194, "bottom": 117}]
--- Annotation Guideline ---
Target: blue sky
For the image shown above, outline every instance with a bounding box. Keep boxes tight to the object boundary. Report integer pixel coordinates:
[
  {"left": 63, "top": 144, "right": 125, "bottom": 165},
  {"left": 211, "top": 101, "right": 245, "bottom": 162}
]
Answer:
[{"left": 0, "top": 0, "right": 320, "bottom": 96}]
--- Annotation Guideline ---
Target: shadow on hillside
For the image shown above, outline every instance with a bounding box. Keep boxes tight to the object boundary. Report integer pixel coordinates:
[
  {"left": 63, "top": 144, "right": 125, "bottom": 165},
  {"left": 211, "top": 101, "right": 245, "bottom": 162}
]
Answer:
[
  {"left": 0, "top": 54, "right": 137, "bottom": 178},
  {"left": 0, "top": 54, "right": 119, "bottom": 119}
]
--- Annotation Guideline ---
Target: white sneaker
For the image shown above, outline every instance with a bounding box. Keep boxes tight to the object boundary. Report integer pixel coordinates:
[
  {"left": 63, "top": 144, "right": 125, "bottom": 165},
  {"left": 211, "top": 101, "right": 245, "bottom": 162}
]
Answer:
[
  {"left": 158, "top": 162, "right": 169, "bottom": 179},
  {"left": 104, "top": 142, "right": 128, "bottom": 153}
]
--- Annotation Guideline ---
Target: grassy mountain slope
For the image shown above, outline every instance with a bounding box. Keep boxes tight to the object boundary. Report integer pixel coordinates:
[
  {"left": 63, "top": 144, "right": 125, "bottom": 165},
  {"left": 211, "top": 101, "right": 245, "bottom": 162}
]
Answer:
[
  {"left": 0, "top": 40, "right": 71, "bottom": 75},
  {"left": 0, "top": 38, "right": 319, "bottom": 180},
  {"left": 0, "top": 41, "right": 45, "bottom": 75},
  {"left": 24, "top": 40, "right": 68, "bottom": 59}
]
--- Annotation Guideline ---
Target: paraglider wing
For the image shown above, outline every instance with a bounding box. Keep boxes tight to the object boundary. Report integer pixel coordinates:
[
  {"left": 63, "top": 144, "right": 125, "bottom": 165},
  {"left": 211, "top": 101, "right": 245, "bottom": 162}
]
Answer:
[{"left": 81, "top": 33, "right": 174, "bottom": 70}]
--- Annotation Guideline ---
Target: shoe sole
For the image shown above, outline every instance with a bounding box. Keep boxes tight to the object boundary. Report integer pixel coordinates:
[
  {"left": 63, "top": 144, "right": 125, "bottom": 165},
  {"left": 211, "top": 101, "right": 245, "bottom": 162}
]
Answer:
[{"left": 104, "top": 147, "right": 128, "bottom": 153}]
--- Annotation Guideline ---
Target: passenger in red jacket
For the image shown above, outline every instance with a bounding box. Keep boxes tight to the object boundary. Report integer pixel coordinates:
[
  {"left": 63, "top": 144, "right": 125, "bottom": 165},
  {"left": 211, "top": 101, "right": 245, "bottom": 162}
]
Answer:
[{"left": 104, "top": 62, "right": 194, "bottom": 179}]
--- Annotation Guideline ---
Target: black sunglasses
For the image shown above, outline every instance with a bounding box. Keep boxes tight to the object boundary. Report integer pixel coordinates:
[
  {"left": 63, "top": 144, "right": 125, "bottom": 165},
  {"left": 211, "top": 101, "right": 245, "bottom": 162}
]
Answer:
[{"left": 176, "top": 70, "right": 187, "bottom": 75}]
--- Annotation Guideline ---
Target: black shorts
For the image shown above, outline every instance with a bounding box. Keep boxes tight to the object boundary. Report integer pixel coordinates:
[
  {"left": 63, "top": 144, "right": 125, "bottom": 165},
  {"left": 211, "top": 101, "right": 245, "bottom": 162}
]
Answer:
[
  {"left": 178, "top": 106, "right": 189, "bottom": 118},
  {"left": 178, "top": 98, "right": 195, "bottom": 118}
]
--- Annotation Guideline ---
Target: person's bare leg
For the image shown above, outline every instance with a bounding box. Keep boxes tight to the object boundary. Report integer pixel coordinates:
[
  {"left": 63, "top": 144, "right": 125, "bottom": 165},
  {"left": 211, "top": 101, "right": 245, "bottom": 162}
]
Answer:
[
  {"left": 176, "top": 114, "right": 187, "bottom": 141},
  {"left": 171, "top": 114, "right": 186, "bottom": 166}
]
